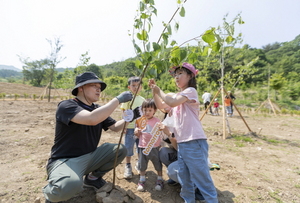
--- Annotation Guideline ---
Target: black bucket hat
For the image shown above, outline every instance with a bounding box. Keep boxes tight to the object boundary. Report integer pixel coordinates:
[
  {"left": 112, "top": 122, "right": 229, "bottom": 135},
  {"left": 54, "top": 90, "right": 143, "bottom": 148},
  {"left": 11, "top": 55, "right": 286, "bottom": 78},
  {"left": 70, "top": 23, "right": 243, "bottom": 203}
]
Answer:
[{"left": 71, "top": 72, "right": 107, "bottom": 96}]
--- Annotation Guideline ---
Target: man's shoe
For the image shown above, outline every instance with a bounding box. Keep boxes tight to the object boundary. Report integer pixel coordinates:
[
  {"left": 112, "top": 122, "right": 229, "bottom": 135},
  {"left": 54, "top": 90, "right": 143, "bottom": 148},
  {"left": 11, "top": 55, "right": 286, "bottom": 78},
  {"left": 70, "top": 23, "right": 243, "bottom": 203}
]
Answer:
[
  {"left": 167, "top": 178, "right": 179, "bottom": 186},
  {"left": 124, "top": 164, "right": 133, "bottom": 179},
  {"left": 83, "top": 175, "right": 107, "bottom": 190}
]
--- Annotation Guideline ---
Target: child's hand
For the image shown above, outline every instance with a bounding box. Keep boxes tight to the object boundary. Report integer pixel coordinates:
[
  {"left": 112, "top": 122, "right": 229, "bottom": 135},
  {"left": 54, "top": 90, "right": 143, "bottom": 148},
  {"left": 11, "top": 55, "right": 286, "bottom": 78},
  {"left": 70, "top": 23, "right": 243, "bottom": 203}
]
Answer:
[
  {"left": 158, "top": 122, "right": 171, "bottom": 136},
  {"left": 134, "top": 127, "right": 142, "bottom": 138},
  {"left": 148, "top": 78, "right": 156, "bottom": 88}
]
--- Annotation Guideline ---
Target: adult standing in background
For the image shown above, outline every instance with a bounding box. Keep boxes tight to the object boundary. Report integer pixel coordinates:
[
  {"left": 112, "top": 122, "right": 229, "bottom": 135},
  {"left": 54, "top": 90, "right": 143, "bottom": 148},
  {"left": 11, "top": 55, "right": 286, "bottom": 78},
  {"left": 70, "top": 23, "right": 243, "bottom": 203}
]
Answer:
[
  {"left": 202, "top": 91, "right": 213, "bottom": 114},
  {"left": 228, "top": 91, "right": 236, "bottom": 115}
]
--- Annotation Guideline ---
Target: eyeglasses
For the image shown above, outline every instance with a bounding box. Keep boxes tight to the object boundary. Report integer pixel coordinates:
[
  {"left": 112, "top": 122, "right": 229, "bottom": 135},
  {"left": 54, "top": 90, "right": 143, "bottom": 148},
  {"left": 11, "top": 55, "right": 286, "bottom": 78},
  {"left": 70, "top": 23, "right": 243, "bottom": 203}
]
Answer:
[{"left": 86, "top": 84, "right": 101, "bottom": 91}]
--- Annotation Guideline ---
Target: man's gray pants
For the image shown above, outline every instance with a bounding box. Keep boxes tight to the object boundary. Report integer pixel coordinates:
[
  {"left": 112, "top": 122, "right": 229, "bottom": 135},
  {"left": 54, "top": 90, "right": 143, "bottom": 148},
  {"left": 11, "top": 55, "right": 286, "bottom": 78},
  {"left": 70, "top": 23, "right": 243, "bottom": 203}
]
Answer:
[{"left": 43, "top": 143, "right": 127, "bottom": 202}]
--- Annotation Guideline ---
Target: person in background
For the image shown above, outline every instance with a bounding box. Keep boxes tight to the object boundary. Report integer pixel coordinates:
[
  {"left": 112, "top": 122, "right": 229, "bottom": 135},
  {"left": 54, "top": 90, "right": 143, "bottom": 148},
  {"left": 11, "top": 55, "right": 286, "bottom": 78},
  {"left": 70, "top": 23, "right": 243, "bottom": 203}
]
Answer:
[
  {"left": 120, "top": 76, "right": 145, "bottom": 179},
  {"left": 213, "top": 98, "right": 220, "bottom": 116},
  {"left": 43, "top": 72, "right": 133, "bottom": 203},
  {"left": 202, "top": 90, "right": 213, "bottom": 114},
  {"left": 228, "top": 91, "right": 236, "bottom": 115},
  {"left": 224, "top": 95, "right": 232, "bottom": 117},
  {"left": 149, "top": 62, "right": 218, "bottom": 203},
  {"left": 134, "top": 99, "right": 164, "bottom": 192}
]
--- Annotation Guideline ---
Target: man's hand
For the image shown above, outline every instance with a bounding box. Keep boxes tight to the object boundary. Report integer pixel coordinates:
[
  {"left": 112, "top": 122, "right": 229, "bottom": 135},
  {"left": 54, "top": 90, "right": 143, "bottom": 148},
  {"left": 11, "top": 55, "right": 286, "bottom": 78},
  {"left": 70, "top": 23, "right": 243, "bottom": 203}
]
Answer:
[
  {"left": 116, "top": 91, "right": 133, "bottom": 103},
  {"left": 122, "top": 106, "right": 143, "bottom": 122}
]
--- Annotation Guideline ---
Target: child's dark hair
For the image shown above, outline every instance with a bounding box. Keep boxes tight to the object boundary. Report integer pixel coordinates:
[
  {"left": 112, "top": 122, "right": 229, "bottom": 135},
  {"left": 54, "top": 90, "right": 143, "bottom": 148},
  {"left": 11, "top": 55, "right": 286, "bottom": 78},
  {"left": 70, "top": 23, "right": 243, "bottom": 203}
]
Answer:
[
  {"left": 174, "top": 67, "right": 197, "bottom": 89},
  {"left": 128, "top": 76, "right": 142, "bottom": 85},
  {"left": 142, "top": 98, "right": 157, "bottom": 110}
]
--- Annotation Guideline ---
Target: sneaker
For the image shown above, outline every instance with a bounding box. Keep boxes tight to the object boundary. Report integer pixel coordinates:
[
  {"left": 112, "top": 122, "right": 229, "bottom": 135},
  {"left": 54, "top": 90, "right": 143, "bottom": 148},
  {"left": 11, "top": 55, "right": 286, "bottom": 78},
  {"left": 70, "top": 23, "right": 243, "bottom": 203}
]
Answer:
[
  {"left": 124, "top": 164, "right": 133, "bottom": 179},
  {"left": 83, "top": 175, "right": 107, "bottom": 190},
  {"left": 134, "top": 162, "right": 140, "bottom": 175},
  {"left": 210, "top": 163, "right": 220, "bottom": 171},
  {"left": 167, "top": 178, "right": 179, "bottom": 186},
  {"left": 155, "top": 179, "right": 164, "bottom": 191},
  {"left": 137, "top": 181, "right": 145, "bottom": 191}
]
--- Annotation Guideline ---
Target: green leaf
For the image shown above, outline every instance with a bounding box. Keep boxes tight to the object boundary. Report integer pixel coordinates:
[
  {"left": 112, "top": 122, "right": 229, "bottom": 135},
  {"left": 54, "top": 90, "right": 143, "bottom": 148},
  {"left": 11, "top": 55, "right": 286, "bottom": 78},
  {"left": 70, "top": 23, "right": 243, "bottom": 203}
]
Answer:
[
  {"left": 238, "top": 17, "right": 245, "bottom": 24},
  {"left": 212, "top": 42, "right": 221, "bottom": 52},
  {"left": 146, "top": 42, "right": 151, "bottom": 52},
  {"left": 152, "top": 42, "right": 161, "bottom": 51},
  {"left": 202, "top": 29, "right": 216, "bottom": 45},
  {"left": 225, "top": 36, "right": 234, "bottom": 44},
  {"left": 135, "top": 60, "right": 143, "bottom": 69},
  {"left": 170, "top": 40, "right": 177, "bottom": 46},
  {"left": 152, "top": 7, "right": 157, "bottom": 16},
  {"left": 141, "top": 13, "right": 148, "bottom": 19},
  {"left": 148, "top": 0, "right": 155, "bottom": 5},
  {"left": 140, "top": 2, "right": 145, "bottom": 11},
  {"left": 180, "top": 49, "right": 187, "bottom": 62},
  {"left": 137, "top": 30, "right": 148, "bottom": 41},
  {"left": 179, "top": 7, "right": 185, "bottom": 17},
  {"left": 187, "top": 52, "right": 198, "bottom": 64},
  {"left": 167, "top": 24, "right": 172, "bottom": 35},
  {"left": 175, "top": 22, "right": 179, "bottom": 32},
  {"left": 134, "top": 43, "right": 142, "bottom": 53},
  {"left": 162, "top": 33, "right": 169, "bottom": 45},
  {"left": 170, "top": 46, "right": 181, "bottom": 65}
]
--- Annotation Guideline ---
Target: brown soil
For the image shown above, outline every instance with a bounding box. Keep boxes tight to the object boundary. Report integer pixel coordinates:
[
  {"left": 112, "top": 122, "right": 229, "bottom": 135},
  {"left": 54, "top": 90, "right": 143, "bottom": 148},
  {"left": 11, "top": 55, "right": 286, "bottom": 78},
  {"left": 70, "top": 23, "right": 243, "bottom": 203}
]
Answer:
[{"left": 0, "top": 82, "right": 300, "bottom": 203}]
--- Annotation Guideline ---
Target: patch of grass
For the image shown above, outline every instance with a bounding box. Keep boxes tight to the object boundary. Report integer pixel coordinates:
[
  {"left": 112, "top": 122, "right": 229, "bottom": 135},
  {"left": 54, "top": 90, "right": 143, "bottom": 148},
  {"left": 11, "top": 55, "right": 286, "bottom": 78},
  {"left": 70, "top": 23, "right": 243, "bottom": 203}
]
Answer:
[
  {"left": 244, "top": 186, "right": 255, "bottom": 191},
  {"left": 261, "top": 136, "right": 287, "bottom": 145},
  {"left": 295, "top": 184, "right": 300, "bottom": 188},
  {"left": 235, "top": 142, "right": 245, "bottom": 147},
  {"left": 232, "top": 134, "right": 254, "bottom": 143},
  {"left": 269, "top": 191, "right": 283, "bottom": 203}
]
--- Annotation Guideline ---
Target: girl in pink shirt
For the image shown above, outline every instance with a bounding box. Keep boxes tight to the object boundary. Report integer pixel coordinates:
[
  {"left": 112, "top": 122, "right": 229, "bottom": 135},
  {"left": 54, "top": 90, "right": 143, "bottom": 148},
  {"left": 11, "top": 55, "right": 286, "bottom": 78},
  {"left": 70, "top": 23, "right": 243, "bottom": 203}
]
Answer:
[
  {"left": 134, "top": 99, "right": 163, "bottom": 192},
  {"left": 149, "top": 63, "right": 218, "bottom": 203}
]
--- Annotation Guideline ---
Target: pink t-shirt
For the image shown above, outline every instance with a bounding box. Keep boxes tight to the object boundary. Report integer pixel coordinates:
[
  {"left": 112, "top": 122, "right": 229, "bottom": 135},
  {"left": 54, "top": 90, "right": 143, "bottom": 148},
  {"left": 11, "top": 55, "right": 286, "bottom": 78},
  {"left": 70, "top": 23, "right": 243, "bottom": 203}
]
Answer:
[
  {"left": 138, "top": 117, "right": 161, "bottom": 148},
  {"left": 172, "top": 87, "right": 207, "bottom": 143}
]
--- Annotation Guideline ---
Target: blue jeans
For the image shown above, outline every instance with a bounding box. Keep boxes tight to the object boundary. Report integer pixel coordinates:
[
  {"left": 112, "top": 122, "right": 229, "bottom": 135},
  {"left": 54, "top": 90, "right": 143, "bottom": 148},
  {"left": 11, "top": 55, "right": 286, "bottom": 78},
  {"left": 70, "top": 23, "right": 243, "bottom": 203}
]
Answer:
[
  {"left": 177, "top": 139, "right": 218, "bottom": 203},
  {"left": 124, "top": 128, "right": 139, "bottom": 156}
]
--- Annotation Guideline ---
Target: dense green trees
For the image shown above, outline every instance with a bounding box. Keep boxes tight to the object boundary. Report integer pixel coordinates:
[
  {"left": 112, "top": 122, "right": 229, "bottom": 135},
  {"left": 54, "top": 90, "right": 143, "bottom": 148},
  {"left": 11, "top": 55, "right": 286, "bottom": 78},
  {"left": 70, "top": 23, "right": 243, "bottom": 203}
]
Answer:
[{"left": 1, "top": 34, "right": 300, "bottom": 110}]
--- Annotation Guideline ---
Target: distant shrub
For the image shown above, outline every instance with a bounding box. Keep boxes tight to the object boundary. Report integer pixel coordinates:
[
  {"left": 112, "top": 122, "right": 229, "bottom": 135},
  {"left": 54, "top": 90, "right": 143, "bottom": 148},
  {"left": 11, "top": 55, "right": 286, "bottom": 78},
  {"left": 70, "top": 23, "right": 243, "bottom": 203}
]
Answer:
[
  {"left": 24, "top": 93, "right": 29, "bottom": 99},
  {"left": 14, "top": 94, "right": 20, "bottom": 100},
  {"left": 0, "top": 93, "right": 6, "bottom": 100}
]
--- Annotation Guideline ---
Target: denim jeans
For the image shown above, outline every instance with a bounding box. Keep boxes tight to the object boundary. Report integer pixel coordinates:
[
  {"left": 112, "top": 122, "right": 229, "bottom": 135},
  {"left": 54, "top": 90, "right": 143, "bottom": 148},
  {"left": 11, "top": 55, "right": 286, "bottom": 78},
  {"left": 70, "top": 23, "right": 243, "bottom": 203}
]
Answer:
[
  {"left": 177, "top": 139, "right": 218, "bottom": 203},
  {"left": 124, "top": 128, "right": 139, "bottom": 156}
]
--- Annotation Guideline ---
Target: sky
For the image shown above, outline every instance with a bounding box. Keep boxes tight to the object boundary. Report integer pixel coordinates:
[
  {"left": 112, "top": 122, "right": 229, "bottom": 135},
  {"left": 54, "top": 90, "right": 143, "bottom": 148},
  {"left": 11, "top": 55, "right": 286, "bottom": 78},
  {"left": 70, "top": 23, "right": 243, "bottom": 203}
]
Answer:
[{"left": 1, "top": 0, "right": 300, "bottom": 70}]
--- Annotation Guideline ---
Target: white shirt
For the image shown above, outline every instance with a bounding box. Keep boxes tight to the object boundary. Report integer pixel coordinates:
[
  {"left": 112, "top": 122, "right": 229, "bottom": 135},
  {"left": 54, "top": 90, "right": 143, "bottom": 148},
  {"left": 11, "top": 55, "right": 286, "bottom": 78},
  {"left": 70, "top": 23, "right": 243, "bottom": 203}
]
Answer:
[{"left": 202, "top": 92, "right": 211, "bottom": 103}]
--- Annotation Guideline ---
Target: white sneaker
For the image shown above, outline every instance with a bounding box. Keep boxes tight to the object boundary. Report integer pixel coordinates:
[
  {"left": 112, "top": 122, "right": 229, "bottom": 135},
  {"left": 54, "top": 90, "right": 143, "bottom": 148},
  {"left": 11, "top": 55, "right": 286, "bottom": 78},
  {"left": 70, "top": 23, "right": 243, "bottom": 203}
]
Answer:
[
  {"left": 124, "top": 164, "right": 132, "bottom": 179},
  {"left": 154, "top": 179, "right": 164, "bottom": 191},
  {"left": 135, "top": 162, "right": 140, "bottom": 175},
  {"left": 137, "top": 181, "right": 145, "bottom": 191}
]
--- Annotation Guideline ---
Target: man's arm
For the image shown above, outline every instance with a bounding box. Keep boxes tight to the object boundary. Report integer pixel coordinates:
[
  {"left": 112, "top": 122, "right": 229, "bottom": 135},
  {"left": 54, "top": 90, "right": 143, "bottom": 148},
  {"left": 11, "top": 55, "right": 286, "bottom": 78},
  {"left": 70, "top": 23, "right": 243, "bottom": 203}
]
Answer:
[
  {"left": 72, "top": 98, "right": 120, "bottom": 126},
  {"left": 108, "top": 119, "right": 128, "bottom": 132},
  {"left": 72, "top": 91, "right": 132, "bottom": 126}
]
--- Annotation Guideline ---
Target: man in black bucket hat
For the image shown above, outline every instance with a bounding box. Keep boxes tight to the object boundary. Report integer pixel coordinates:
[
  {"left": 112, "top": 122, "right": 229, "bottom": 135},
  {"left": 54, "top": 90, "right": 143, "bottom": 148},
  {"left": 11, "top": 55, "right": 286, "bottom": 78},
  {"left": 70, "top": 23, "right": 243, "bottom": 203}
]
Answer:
[{"left": 43, "top": 72, "right": 133, "bottom": 203}]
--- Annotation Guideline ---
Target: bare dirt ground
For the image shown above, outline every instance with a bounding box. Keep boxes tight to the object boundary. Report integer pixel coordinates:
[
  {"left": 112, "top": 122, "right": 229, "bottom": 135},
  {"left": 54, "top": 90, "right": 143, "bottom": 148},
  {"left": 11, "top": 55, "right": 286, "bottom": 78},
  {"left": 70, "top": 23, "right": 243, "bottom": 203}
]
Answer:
[{"left": 1, "top": 82, "right": 300, "bottom": 203}]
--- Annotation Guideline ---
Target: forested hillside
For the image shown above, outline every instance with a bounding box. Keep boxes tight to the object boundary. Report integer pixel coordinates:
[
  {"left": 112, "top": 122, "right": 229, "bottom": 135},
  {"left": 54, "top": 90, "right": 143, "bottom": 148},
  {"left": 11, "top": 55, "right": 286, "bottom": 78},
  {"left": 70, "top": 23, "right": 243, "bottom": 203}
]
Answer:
[{"left": 1, "top": 34, "right": 300, "bottom": 112}]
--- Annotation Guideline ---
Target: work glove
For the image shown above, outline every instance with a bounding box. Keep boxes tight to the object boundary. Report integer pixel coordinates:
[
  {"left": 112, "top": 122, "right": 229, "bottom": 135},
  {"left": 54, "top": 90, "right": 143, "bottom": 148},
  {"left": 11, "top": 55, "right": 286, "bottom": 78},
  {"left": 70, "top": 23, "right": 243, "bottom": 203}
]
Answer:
[
  {"left": 122, "top": 106, "right": 143, "bottom": 122},
  {"left": 116, "top": 91, "right": 133, "bottom": 103}
]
